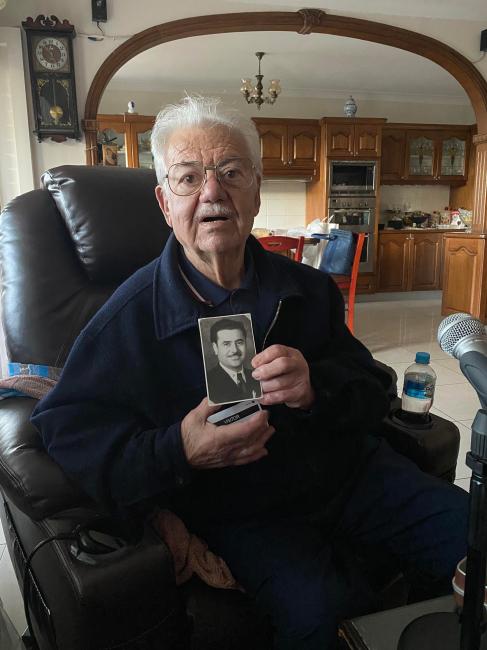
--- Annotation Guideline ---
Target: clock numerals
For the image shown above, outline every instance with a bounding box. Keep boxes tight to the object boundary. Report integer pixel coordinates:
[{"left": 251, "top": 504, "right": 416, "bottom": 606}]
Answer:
[{"left": 35, "top": 37, "right": 69, "bottom": 72}]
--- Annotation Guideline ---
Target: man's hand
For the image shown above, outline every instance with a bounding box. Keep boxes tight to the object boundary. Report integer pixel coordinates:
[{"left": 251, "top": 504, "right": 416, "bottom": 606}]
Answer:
[
  {"left": 181, "top": 398, "right": 275, "bottom": 469},
  {"left": 251, "top": 344, "right": 315, "bottom": 410}
]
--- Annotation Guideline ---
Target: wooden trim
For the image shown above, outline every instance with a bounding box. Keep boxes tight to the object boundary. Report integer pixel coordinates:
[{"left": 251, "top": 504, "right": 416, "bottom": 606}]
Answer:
[
  {"left": 320, "top": 117, "right": 387, "bottom": 124},
  {"left": 384, "top": 123, "right": 474, "bottom": 131}
]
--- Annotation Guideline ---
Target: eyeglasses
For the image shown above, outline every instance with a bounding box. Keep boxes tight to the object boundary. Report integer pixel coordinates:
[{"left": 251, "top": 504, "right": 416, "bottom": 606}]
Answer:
[{"left": 164, "top": 157, "right": 256, "bottom": 196}]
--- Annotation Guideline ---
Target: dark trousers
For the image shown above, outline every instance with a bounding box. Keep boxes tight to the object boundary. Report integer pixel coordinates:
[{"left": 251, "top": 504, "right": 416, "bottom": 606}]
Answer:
[{"left": 196, "top": 439, "right": 469, "bottom": 650}]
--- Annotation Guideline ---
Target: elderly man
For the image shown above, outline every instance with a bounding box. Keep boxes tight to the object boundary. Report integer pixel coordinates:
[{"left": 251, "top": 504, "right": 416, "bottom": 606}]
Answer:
[
  {"left": 33, "top": 96, "right": 468, "bottom": 650},
  {"left": 206, "top": 317, "right": 261, "bottom": 403}
]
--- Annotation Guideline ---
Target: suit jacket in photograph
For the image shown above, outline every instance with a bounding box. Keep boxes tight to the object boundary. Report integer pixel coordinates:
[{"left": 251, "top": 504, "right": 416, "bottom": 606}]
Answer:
[{"left": 207, "top": 363, "right": 261, "bottom": 404}]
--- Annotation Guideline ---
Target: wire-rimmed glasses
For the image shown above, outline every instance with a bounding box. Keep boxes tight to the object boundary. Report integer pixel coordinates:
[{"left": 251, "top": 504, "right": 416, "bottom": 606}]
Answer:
[{"left": 165, "top": 157, "right": 256, "bottom": 196}]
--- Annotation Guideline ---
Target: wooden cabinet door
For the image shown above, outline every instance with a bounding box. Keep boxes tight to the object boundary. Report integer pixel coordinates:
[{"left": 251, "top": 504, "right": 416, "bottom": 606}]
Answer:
[
  {"left": 327, "top": 123, "right": 354, "bottom": 156},
  {"left": 130, "top": 117, "right": 155, "bottom": 168},
  {"left": 405, "top": 131, "right": 438, "bottom": 181},
  {"left": 437, "top": 132, "right": 469, "bottom": 183},
  {"left": 409, "top": 233, "right": 442, "bottom": 290},
  {"left": 381, "top": 129, "right": 407, "bottom": 182},
  {"left": 377, "top": 233, "right": 410, "bottom": 292},
  {"left": 354, "top": 124, "right": 381, "bottom": 157},
  {"left": 256, "top": 122, "right": 288, "bottom": 171},
  {"left": 442, "top": 236, "right": 485, "bottom": 315},
  {"left": 96, "top": 117, "right": 130, "bottom": 167},
  {"left": 287, "top": 124, "right": 320, "bottom": 171}
]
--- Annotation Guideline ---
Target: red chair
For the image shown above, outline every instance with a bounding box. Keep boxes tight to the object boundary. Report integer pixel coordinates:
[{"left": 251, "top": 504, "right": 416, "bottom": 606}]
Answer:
[
  {"left": 258, "top": 235, "right": 305, "bottom": 262},
  {"left": 325, "top": 232, "right": 366, "bottom": 335}
]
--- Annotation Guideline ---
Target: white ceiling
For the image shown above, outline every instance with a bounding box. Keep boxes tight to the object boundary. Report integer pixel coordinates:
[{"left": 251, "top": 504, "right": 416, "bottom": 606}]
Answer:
[{"left": 108, "top": 30, "right": 470, "bottom": 103}]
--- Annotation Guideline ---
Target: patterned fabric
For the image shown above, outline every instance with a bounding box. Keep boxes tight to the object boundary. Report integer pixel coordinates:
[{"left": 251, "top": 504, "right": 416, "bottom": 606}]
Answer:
[{"left": 0, "top": 373, "right": 58, "bottom": 400}]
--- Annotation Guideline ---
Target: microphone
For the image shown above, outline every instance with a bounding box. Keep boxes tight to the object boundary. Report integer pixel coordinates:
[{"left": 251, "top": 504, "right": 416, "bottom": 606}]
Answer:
[{"left": 437, "top": 312, "right": 487, "bottom": 412}]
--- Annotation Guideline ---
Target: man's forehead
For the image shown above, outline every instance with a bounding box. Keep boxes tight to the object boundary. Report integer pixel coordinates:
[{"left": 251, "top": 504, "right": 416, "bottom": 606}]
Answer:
[{"left": 166, "top": 126, "right": 249, "bottom": 163}]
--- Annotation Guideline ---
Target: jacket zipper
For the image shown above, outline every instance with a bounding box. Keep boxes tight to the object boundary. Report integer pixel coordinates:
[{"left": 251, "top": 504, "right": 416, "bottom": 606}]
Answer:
[{"left": 262, "top": 299, "right": 283, "bottom": 350}]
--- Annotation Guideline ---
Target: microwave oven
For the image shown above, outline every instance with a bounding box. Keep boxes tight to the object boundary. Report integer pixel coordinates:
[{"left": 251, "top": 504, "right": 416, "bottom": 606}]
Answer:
[{"left": 329, "top": 160, "right": 376, "bottom": 195}]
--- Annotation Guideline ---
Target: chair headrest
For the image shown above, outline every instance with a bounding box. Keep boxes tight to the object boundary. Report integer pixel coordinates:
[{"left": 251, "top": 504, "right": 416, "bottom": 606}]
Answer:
[{"left": 41, "top": 165, "right": 169, "bottom": 282}]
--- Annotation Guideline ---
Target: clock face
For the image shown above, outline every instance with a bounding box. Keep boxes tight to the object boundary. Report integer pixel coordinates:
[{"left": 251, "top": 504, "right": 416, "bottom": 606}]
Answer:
[{"left": 35, "top": 37, "right": 68, "bottom": 71}]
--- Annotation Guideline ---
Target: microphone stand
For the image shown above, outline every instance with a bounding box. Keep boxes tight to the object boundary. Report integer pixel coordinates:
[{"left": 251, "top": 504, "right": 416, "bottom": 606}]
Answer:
[{"left": 398, "top": 408, "right": 487, "bottom": 650}]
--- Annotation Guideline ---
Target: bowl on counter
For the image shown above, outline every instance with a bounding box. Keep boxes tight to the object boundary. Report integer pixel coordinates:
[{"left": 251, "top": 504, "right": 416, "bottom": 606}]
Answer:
[
  {"left": 387, "top": 219, "right": 404, "bottom": 230},
  {"left": 411, "top": 214, "right": 428, "bottom": 226}
]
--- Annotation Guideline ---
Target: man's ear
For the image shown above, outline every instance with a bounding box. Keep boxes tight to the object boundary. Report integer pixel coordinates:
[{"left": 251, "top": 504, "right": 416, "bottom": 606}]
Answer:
[
  {"left": 253, "top": 175, "right": 262, "bottom": 216},
  {"left": 212, "top": 342, "right": 218, "bottom": 356},
  {"left": 155, "top": 185, "right": 173, "bottom": 228}
]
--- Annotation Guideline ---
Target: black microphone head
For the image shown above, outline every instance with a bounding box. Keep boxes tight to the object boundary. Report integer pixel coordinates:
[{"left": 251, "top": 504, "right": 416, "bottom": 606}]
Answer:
[{"left": 437, "top": 312, "right": 486, "bottom": 356}]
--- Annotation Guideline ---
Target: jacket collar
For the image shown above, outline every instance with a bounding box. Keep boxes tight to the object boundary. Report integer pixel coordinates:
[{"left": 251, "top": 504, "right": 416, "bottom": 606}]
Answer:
[{"left": 153, "top": 233, "right": 303, "bottom": 341}]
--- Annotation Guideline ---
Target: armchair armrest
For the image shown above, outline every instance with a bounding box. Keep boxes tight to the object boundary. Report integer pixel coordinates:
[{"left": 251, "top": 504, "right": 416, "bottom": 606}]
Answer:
[
  {"left": 0, "top": 398, "right": 89, "bottom": 519},
  {"left": 0, "top": 397, "right": 190, "bottom": 648},
  {"left": 2, "top": 499, "right": 188, "bottom": 649}
]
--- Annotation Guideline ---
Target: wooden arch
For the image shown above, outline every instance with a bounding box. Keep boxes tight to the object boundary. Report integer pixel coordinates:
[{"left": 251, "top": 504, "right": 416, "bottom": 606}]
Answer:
[{"left": 84, "top": 9, "right": 487, "bottom": 131}]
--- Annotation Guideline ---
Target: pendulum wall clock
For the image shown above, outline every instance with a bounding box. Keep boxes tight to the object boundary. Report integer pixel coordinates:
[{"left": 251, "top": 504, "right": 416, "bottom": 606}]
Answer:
[{"left": 22, "top": 15, "right": 81, "bottom": 142}]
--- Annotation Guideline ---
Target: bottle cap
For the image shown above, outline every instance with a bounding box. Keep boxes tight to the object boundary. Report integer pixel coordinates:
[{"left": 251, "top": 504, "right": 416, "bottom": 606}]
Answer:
[{"left": 415, "top": 352, "right": 430, "bottom": 364}]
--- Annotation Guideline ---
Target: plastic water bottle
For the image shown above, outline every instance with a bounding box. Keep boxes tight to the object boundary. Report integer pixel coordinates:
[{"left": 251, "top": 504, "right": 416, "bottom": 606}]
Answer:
[{"left": 400, "top": 352, "right": 436, "bottom": 424}]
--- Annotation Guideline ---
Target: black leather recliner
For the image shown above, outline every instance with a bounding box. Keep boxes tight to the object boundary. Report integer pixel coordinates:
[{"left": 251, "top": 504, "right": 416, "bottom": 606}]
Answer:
[{"left": 0, "top": 165, "right": 460, "bottom": 650}]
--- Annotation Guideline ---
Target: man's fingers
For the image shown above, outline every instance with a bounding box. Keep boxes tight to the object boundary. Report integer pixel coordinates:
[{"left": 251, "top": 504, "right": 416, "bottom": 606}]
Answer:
[
  {"left": 252, "top": 344, "right": 293, "bottom": 368},
  {"left": 252, "top": 356, "right": 296, "bottom": 381}
]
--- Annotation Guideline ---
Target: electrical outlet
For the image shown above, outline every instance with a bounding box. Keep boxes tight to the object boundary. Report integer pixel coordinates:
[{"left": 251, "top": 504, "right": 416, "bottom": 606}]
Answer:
[{"left": 92, "top": 0, "right": 107, "bottom": 23}]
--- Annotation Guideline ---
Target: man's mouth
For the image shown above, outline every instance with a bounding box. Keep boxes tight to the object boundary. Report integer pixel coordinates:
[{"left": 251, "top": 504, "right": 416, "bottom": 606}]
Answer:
[{"left": 201, "top": 216, "right": 229, "bottom": 223}]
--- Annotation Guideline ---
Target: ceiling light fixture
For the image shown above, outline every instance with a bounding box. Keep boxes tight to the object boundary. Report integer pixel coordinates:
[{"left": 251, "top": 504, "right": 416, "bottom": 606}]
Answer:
[{"left": 240, "top": 52, "right": 281, "bottom": 110}]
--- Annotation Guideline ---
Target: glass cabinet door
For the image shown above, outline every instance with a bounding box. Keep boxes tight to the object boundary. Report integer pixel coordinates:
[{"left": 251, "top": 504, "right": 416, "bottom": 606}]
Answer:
[
  {"left": 440, "top": 137, "right": 466, "bottom": 178},
  {"left": 136, "top": 128, "right": 154, "bottom": 169},
  {"left": 97, "top": 126, "right": 128, "bottom": 167},
  {"left": 407, "top": 135, "right": 435, "bottom": 178}
]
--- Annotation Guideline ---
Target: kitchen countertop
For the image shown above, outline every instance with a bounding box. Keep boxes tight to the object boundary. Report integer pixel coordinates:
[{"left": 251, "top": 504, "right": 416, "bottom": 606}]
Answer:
[{"left": 381, "top": 227, "right": 469, "bottom": 233}]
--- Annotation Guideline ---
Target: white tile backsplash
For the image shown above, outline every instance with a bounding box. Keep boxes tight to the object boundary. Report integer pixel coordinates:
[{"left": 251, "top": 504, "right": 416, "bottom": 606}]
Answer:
[
  {"left": 380, "top": 185, "right": 450, "bottom": 222},
  {"left": 254, "top": 181, "right": 307, "bottom": 231}
]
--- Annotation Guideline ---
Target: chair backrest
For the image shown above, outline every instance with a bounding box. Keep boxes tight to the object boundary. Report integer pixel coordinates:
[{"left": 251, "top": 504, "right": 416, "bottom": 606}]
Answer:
[
  {"left": 258, "top": 235, "right": 304, "bottom": 262},
  {"left": 0, "top": 165, "right": 170, "bottom": 368},
  {"left": 349, "top": 232, "right": 366, "bottom": 283}
]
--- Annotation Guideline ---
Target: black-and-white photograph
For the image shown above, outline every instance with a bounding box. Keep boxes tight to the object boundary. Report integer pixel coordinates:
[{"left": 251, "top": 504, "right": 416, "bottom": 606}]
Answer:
[{"left": 198, "top": 313, "right": 262, "bottom": 406}]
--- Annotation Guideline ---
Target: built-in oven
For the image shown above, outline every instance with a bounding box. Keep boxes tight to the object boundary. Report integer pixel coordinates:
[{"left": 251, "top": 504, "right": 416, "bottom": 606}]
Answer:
[
  {"left": 328, "top": 196, "right": 376, "bottom": 272},
  {"left": 329, "top": 160, "right": 376, "bottom": 196}
]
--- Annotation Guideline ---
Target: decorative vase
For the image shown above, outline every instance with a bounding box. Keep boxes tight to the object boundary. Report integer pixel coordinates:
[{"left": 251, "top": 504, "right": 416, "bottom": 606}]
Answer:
[
  {"left": 344, "top": 95, "right": 357, "bottom": 118},
  {"left": 127, "top": 100, "right": 136, "bottom": 114}
]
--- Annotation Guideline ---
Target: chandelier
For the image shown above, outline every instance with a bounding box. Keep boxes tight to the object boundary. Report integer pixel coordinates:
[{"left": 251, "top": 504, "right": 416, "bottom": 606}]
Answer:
[{"left": 240, "top": 52, "right": 282, "bottom": 110}]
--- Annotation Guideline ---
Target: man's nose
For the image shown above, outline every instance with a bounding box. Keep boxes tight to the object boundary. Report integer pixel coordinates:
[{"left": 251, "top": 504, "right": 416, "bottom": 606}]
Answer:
[{"left": 199, "top": 169, "right": 227, "bottom": 202}]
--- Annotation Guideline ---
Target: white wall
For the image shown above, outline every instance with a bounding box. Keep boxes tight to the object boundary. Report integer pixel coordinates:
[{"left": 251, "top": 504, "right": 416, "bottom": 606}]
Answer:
[
  {"left": 0, "top": 27, "right": 34, "bottom": 206},
  {"left": 100, "top": 89, "right": 475, "bottom": 124}
]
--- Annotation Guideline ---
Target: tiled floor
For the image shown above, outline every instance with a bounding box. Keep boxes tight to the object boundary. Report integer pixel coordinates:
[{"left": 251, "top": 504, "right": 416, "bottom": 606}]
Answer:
[
  {"left": 0, "top": 296, "right": 475, "bottom": 637},
  {"left": 354, "top": 296, "right": 475, "bottom": 494}
]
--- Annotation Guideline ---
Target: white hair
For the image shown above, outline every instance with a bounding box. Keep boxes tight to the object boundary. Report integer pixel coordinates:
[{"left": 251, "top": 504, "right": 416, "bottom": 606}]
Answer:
[{"left": 150, "top": 95, "right": 262, "bottom": 186}]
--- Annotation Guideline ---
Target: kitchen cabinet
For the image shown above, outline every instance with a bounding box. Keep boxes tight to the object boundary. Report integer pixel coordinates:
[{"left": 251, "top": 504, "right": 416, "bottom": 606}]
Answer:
[
  {"left": 381, "top": 129, "right": 407, "bottom": 182},
  {"left": 325, "top": 119, "right": 383, "bottom": 158},
  {"left": 377, "top": 231, "right": 444, "bottom": 292},
  {"left": 96, "top": 114, "right": 155, "bottom": 168},
  {"left": 381, "top": 125, "right": 471, "bottom": 184},
  {"left": 442, "top": 234, "right": 486, "bottom": 316},
  {"left": 253, "top": 118, "right": 320, "bottom": 178}
]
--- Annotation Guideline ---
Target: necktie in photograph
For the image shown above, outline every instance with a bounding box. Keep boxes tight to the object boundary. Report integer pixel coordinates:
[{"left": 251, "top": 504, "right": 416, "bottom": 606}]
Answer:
[{"left": 236, "top": 372, "right": 246, "bottom": 394}]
